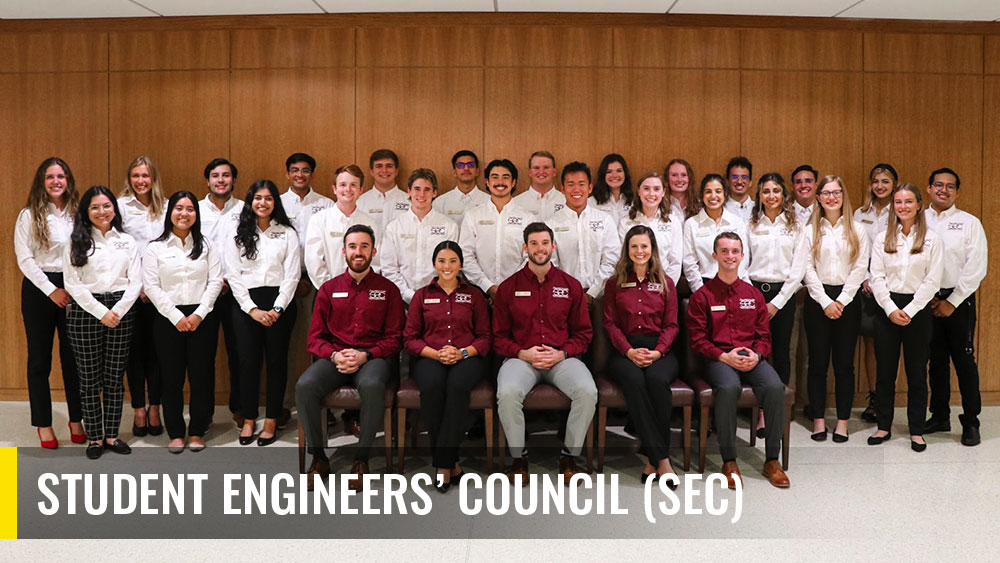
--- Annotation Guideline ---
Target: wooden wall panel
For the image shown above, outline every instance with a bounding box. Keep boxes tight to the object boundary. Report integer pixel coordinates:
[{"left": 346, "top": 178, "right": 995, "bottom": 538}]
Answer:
[
  {"left": 109, "top": 71, "right": 231, "bottom": 197},
  {"left": 614, "top": 27, "right": 739, "bottom": 69},
  {"left": 110, "top": 30, "right": 230, "bottom": 71},
  {"left": 0, "top": 32, "right": 107, "bottom": 72},
  {"left": 357, "top": 26, "right": 483, "bottom": 67},
  {"left": 986, "top": 36, "right": 1000, "bottom": 75},
  {"left": 740, "top": 29, "right": 862, "bottom": 71},
  {"left": 610, "top": 69, "right": 741, "bottom": 181},
  {"left": 484, "top": 68, "right": 614, "bottom": 182},
  {"left": 864, "top": 33, "right": 983, "bottom": 74},
  {"left": 486, "top": 27, "right": 613, "bottom": 67},
  {"left": 231, "top": 27, "right": 355, "bottom": 69},
  {"left": 741, "top": 71, "right": 864, "bottom": 200},
  {"left": 357, "top": 68, "right": 484, "bottom": 191},
  {"left": 976, "top": 77, "right": 1000, "bottom": 395}
]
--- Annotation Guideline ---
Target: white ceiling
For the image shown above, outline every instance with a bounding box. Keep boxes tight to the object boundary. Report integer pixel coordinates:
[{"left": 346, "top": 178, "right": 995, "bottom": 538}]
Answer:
[{"left": 1, "top": 0, "right": 999, "bottom": 21}]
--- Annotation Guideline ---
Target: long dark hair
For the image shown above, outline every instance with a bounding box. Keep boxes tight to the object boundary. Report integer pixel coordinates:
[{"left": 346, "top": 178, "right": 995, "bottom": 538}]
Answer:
[
  {"left": 234, "top": 179, "right": 294, "bottom": 260},
  {"left": 592, "top": 153, "right": 633, "bottom": 207},
  {"left": 612, "top": 224, "right": 668, "bottom": 293},
  {"left": 750, "top": 172, "right": 797, "bottom": 228},
  {"left": 70, "top": 186, "right": 124, "bottom": 268},
  {"left": 154, "top": 190, "right": 205, "bottom": 260}
]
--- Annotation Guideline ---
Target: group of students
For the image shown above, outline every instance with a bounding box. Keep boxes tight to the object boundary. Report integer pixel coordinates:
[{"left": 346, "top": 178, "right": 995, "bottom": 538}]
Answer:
[{"left": 16, "top": 148, "right": 986, "bottom": 491}]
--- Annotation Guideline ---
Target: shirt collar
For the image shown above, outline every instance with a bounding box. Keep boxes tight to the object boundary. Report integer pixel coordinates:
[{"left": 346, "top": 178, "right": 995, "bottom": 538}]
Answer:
[{"left": 928, "top": 205, "right": 957, "bottom": 219}]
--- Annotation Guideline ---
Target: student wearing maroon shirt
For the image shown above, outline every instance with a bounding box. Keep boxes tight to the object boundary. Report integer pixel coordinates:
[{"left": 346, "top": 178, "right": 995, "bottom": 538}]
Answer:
[
  {"left": 603, "top": 224, "right": 680, "bottom": 486},
  {"left": 404, "top": 241, "right": 491, "bottom": 493},
  {"left": 494, "top": 222, "right": 596, "bottom": 483},
  {"left": 687, "top": 232, "right": 790, "bottom": 489},
  {"left": 296, "top": 224, "right": 404, "bottom": 490}
]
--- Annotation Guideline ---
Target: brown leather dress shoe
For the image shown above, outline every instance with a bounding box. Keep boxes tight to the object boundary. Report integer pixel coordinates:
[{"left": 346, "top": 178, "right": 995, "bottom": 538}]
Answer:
[
  {"left": 559, "top": 455, "right": 581, "bottom": 484},
  {"left": 506, "top": 458, "right": 529, "bottom": 485},
  {"left": 721, "top": 460, "right": 742, "bottom": 490},
  {"left": 345, "top": 419, "right": 362, "bottom": 439},
  {"left": 763, "top": 460, "right": 789, "bottom": 488},
  {"left": 306, "top": 458, "right": 330, "bottom": 491}
]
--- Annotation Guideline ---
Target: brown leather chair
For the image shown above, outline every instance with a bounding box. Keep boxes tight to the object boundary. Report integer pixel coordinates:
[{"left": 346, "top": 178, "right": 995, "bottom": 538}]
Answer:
[
  {"left": 497, "top": 381, "right": 595, "bottom": 473},
  {"left": 395, "top": 377, "right": 496, "bottom": 473}
]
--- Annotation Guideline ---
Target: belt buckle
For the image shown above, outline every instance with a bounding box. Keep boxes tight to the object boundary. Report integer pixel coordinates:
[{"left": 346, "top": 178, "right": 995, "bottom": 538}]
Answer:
[{"left": 760, "top": 282, "right": 771, "bottom": 293}]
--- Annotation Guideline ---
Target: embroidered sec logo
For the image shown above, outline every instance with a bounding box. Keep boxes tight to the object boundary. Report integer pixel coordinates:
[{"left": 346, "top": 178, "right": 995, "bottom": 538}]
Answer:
[
  {"left": 455, "top": 293, "right": 472, "bottom": 304},
  {"left": 369, "top": 290, "right": 386, "bottom": 301},
  {"left": 552, "top": 287, "right": 569, "bottom": 299},
  {"left": 739, "top": 298, "right": 755, "bottom": 310},
  {"left": 430, "top": 226, "right": 446, "bottom": 235},
  {"left": 507, "top": 216, "right": 523, "bottom": 226}
]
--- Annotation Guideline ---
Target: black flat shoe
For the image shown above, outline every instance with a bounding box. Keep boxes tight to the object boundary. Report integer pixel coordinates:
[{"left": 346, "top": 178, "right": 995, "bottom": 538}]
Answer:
[
  {"left": 755, "top": 427, "right": 766, "bottom": 439},
  {"left": 435, "top": 472, "right": 452, "bottom": 493},
  {"left": 811, "top": 429, "right": 828, "bottom": 442},
  {"left": 257, "top": 434, "right": 277, "bottom": 447},
  {"left": 238, "top": 434, "right": 255, "bottom": 446},
  {"left": 832, "top": 432, "right": 849, "bottom": 443},
  {"left": 658, "top": 473, "right": 679, "bottom": 491},
  {"left": 86, "top": 442, "right": 103, "bottom": 460},
  {"left": 911, "top": 440, "right": 927, "bottom": 452},
  {"left": 451, "top": 470, "right": 465, "bottom": 481},
  {"left": 132, "top": 423, "right": 148, "bottom": 437},
  {"left": 641, "top": 472, "right": 657, "bottom": 484},
  {"left": 147, "top": 423, "right": 164, "bottom": 436},
  {"left": 867, "top": 432, "right": 891, "bottom": 445},
  {"left": 104, "top": 439, "right": 132, "bottom": 455}
]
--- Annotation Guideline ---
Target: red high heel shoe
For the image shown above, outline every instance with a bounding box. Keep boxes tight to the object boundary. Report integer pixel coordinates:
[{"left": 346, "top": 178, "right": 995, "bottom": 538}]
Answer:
[
  {"left": 68, "top": 421, "right": 86, "bottom": 444},
  {"left": 37, "top": 427, "right": 58, "bottom": 449}
]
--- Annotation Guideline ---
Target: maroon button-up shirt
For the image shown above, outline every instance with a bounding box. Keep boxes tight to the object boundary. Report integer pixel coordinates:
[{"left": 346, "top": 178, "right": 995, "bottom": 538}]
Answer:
[
  {"left": 404, "top": 278, "right": 491, "bottom": 357},
  {"left": 687, "top": 276, "right": 771, "bottom": 360},
  {"left": 307, "top": 270, "right": 405, "bottom": 360},
  {"left": 492, "top": 264, "right": 592, "bottom": 358},
  {"left": 603, "top": 273, "right": 678, "bottom": 356}
]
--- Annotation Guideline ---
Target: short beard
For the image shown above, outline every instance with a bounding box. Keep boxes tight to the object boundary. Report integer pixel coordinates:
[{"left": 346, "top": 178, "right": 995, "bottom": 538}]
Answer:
[
  {"left": 347, "top": 256, "right": 372, "bottom": 273},
  {"left": 528, "top": 253, "right": 551, "bottom": 267}
]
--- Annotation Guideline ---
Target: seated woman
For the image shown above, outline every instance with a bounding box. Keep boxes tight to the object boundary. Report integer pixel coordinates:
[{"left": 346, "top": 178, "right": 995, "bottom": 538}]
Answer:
[
  {"left": 403, "top": 241, "right": 491, "bottom": 493},
  {"left": 603, "top": 224, "right": 680, "bottom": 487}
]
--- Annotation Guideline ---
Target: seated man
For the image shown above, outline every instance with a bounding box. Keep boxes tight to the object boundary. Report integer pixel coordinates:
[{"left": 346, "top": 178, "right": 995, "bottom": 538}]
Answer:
[
  {"left": 493, "top": 222, "right": 597, "bottom": 482},
  {"left": 686, "top": 231, "right": 790, "bottom": 489},
  {"left": 296, "top": 224, "right": 404, "bottom": 490}
]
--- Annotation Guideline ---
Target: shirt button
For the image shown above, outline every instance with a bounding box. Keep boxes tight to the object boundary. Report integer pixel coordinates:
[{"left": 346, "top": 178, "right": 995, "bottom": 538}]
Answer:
[
  {"left": 447, "top": 311, "right": 450, "bottom": 315},
  {"left": 447, "top": 325, "right": 451, "bottom": 329}
]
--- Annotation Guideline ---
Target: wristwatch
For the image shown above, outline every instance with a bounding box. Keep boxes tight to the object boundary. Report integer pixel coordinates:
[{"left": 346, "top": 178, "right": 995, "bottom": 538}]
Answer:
[
  {"left": 364, "top": 349, "right": 373, "bottom": 361},
  {"left": 461, "top": 348, "right": 470, "bottom": 359},
  {"left": 273, "top": 306, "right": 284, "bottom": 314}
]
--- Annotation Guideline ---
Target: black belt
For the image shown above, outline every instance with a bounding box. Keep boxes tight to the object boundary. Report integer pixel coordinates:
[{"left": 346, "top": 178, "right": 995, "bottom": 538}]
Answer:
[{"left": 752, "top": 280, "right": 783, "bottom": 294}]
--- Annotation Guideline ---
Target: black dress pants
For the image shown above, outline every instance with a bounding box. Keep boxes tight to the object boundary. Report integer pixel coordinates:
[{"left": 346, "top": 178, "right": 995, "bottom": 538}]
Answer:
[
  {"left": 804, "top": 284, "right": 861, "bottom": 420},
  {"left": 125, "top": 299, "right": 161, "bottom": 409},
  {"left": 154, "top": 305, "right": 220, "bottom": 439},
  {"left": 752, "top": 281, "right": 796, "bottom": 385},
  {"left": 215, "top": 290, "right": 242, "bottom": 415},
  {"left": 928, "top": 291, "right": 981, "bottom": 426},
  {"left": 232, "top": 287, "right": 297, "bottom": 421},
  {"left": 413, "top": 356, "right": 486, "bottom": 469},
  {"left": 874, "top": 293, "right": 931, "bottom": 435},
  {"left": 22, "top": 274, "right": 81, "bottom": 427}
]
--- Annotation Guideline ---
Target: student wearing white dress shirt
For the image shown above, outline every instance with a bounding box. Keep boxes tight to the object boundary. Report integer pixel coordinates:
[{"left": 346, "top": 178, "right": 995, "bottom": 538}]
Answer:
[
  {"left": 142, "top": 191, "right": 223, "bottom": 453},
  {"left": 512, "top": 150, "right": 566, "bottom": 221},
  {"left": 381, "top": 168, "right": 460, "bottom": 304},
  {"left": 459, "top": 159, "right": 532, "bottom": 299},
  {"left": 305, "top": 164, "right": 380, "bottom": 289},
  {"left": 665, "top": 158, "right": 698, "bottom": 228},
  {"left": 226, "top": 180, "right": 301, "bottom": 447},
  {"left": 868, "top": 183, "right": 943, "bottom": 452},
  {"left": 357, "top": 148, "right": 409, "bottom": 231},
  {"left": 853, "top": 163, "right": 897, "bottom": 425},
  {"left": 790, "top": 164, "right": 818, "bottom": 225},
  {"left": 549, "top": 161, "right": 620, "bottom": 305},
  {"left": 788, "top": 164, "right": 817, "bottom": 419},
  {"left": 618, "top": 173, "right": 682, "bottom": 285},
  {"left": 802, "top": 176, "right": 870, "bottom": 443},
  {"left": 64, "top": 186, "right": 142, "bottom": 460},
  {"left": 588, "top": 154, "right": 633, "bottom": 225},
  {"left": 682, "top": 174, "right": 749, "bottom": 292},
  {"left": 433, "top": 150, "right": 490, "bottom": 227},
  {"left": 198, "top": 157, "right": 245, "bottom": 428},
  {"left": 117, "top": 155, "right": 167, "bottom": 438},
  {"left": 15, "top": 157, "right": 83, "bottom": 448},
  {"left": 723, "top": 156, "right": 754, "bottom": 224},
  {"left": 923, "top": 168, "right": 987, "bottom": 446}
]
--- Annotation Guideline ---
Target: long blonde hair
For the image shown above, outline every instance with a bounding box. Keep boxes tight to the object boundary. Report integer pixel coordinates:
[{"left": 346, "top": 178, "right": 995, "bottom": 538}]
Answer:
[
  {"left": 613, "top": 224, "right": 668, "bottom": 293},
  {"left": 884, "top": 183, "right": 927, "bottom": 254},
  {"left": 121, "top": 155, "right": 165, "bottom": 219},
  {"left": 26, "top": 157, "right": 79, "bottom": 250},
  {"left": 811, "top": 175, "right": 860, "bottom": 264}
]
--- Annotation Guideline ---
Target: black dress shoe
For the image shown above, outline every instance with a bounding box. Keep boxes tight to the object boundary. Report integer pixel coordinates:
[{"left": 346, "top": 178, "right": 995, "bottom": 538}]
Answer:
[
  {"left": 104, "top": 439, "right": 132, "bottom": 454},
  {"left": 435, "top": 473, "right": 452, "bottom": 494},
  {"left": 860, "top": 393, "right": 878, "bottom": 423},
  {"left": 147, "top": 423, "right": 164, "bottom": 436},
  {"left": 811, "top": 429, "right": 828, "bottom": 442},
  {"left": 658, "top": 473, "right": 679, "bottom": 491},
  {"left": 276, "top": 408, "right": 292, "bottom": 431},
  {"left": 238, "top": 434, "right": 255, "bottom": 446},
  {"left": 910, "top": 439, "right": 927, "bottom": 452},
  {"left": 132, "top": 423, "right": 148, "bottom": 437},
  {"left": 867, "top": 432, "right": 891, "bottom": 445},
  {"left": 257, "top": 434, "right": 277, "bottom": 447},
  {"left": 641, "top": 472, "right": 657, "bottom": 484},
  {"left": 832, "top": 432, "right": 849, "bottom": 443},
  {"left": 755, "top": 427, "right": 766, "bottom": 439},
  {"left": 960, "top": 415, "right": 981, "bottom": 446},
  {"left": 86, "top": 442, "right": 104, "bottom": 460},
  {"left": 923, "top": 416, "right": 951, "bottom": 434}
]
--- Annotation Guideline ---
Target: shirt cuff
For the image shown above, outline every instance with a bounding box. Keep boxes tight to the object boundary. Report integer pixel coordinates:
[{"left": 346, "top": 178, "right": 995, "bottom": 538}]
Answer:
[
  {"left": 38, "top": 279, "right": 58, "bottom": 297},
  {"left": 836, "top": 291, "right": 854, "bottom": 307},
  {"left": 816, "top": 293, "right": 834, "bottom": 309},
  {"left": 902, "top": 303, "right": 920, "bottom": 319},
  {"left": 946, "top": 292, "right": 967, "bottom": 308},
  {"left": 193, "top": 304, "right": 212, "bottom": 320},
  {"left": 167, "top": 308, "right": 185, "bottom": 326},
  {"left": 586, "top": 285, "right": 601, "bottom": 300}
]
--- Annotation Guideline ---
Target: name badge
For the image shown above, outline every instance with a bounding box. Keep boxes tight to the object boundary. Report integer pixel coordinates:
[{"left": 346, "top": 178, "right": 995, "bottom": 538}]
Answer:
[
  {"left": 515, "top": 291, "right": 532, "bottom": 297},
  {"left": 621, "top": 282, "right": 637, "bottom": 288},
  {"left": 424, "top": 298, "right": 441, "bottom": 304},
  {"left": 401, "top": 234, "right": 416, "bottom": 239},
  {"left": 369, "top": 208, "right": 383, "bottom": 214},
  {"left": 554, "top": 226, "right": 570, "bottom": 232},
  {"left": 330, "top": 231, "right": 344, "bottom": 238},
  {"left": 479, "top": 220, "right": 495, "bottom": 225},
  {"left": 710, "top": 305, "right": 726, "bottom": 312},
  {"left": 447, "top": 210, "right": 461, "bottom": 215},
  {"left": 696, "top": 232, "right": 711, "bottom": 238},
  {"left": 331, "top": 292, "right": 349, "bottom": 298}
]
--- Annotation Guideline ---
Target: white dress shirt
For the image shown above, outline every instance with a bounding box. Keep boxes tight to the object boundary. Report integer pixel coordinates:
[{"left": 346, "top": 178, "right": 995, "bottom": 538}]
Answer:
[
  {"left": 62, "top": 228, "right": 142, "bottom": 319},
  {"left": 801, "top": 216, "right": 871, "bottom": 308},
  {"left": 682, "top": 209, "right": 749, "bottom": 292},
  {"left": 459, "top": 200, "right": 532, "bottom": 291},
  {"left": 199, "top": 195, "right": 244, "bottom": 276},
  {"left": 280, "top": 187, "right": 334, "bottom": 255},
  {"left": 14, "top": 204, "right": 73, "bottom": 296},
  {"left": 550, "top": 205, "right": 620, "bottom": 299},
  {"left": 118, "top": 195, "right": 167, "bottom": 252},
  {"left": 588, "top": 194, "right": 631, "bottom": 226},
  {"left": 356, "top": 186, "right": 410, "bottom": 232},
  {"left": 618, "top": 211, "right": 682, "bottom": 285},
  {"left": 303, "top": 204, "right": 380, "bottom": 289},
  {"left": 433, "top": 185, "right": 491, "bottom": 228},
  {"left": 669, "top": 197, "right": 687, "bottom": 226},
  {"left": 853, "top": 204, "right": 890, "bottom": 244},
  {"left": 513, "top": 186, "right": 566, "bottom": 222},
  {"left": 793, "top": 201, "right": 815, "bottom": 226},
  {"left": 747, "top": 213, "right": 807, "bottom": 310},
  {"left": 142, "top": 233, "right": 223, "bottom": 325},
  {"left": 925, "top": 205, "right": 988, "bottom": 307},
  {"left": 724, "top": 197, "right": 754, "bottom": 224},
  {"left": 380, "top": 208, "right": 460, "bottom": 303},
  {"left": 224, "top": 221, "right": 301, "bottom": 314},
  {"left": 870, "top": 225, "right": 944, "bottom": 318}
]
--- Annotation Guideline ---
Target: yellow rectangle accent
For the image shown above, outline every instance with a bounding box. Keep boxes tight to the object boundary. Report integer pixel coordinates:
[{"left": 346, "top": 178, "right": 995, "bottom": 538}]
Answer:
[{"left": 0, "top": 447, "right": 16, "bottom": 539}]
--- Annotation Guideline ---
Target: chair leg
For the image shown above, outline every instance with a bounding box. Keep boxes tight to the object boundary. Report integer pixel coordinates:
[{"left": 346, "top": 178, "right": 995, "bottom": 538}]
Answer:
[
  {"left": 597, "top": 406, "right": 607, "bottom": 472},
  {"left": 783, "top": 401, "right": 791, "bottom": 470},
  {"left": 699, "top": 406, "right": 709, "bottom": 472},
  {"left": 498, "top": 423, "right": 506, "bottom": 470},
  {"left": 750, "top": 406, "right": 759, "bottom": 447},
  {"left": 397, "top": 407, "right": 406, "bottom": 474},
  {"left": 485, "top": 407, "right": 494, "bottom": 473},
  {"left": 298, "top": 420, "right": 306, "bottom": 474},
  {"left": 586, "top": 419, "right": 594, "bottom": 474},
  {"left": 683, "top": 405, "right": 691, "bottom": 471},
  {"left": 384, "top": 407, "right": 394, "bottom": 473}
]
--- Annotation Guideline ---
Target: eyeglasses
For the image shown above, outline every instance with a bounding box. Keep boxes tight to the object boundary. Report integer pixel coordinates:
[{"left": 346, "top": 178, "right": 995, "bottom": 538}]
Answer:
[
  {"left": 288, "top": 167, "right": 312, "bottom": 175},
  {"left": 931, "top": 181, "right": 957, "bottom": 191},
  {"left": 818, "top": 190, "right": 843, "bottom": 199},
  {"left": 455, "top": 162, "right": 477, "bottom": 170},
  {"left": 730, "top": 174, "right": 749, "bottom": 182}
]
